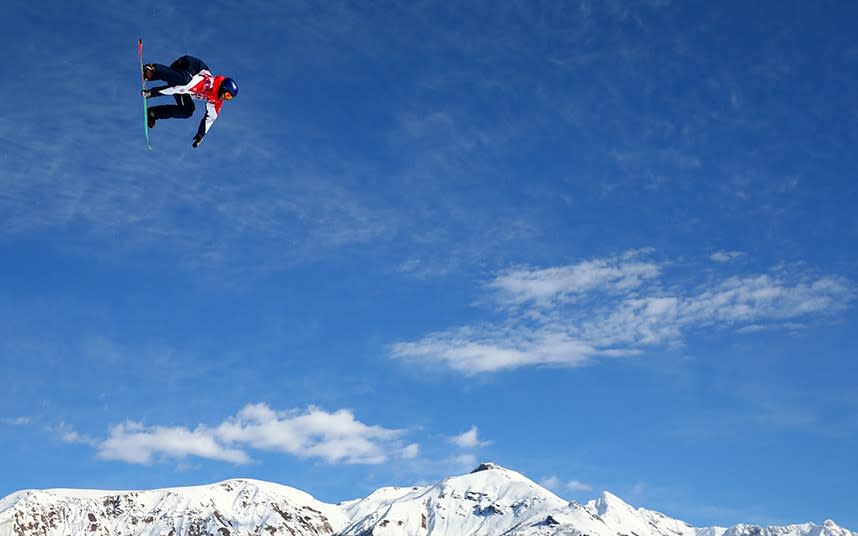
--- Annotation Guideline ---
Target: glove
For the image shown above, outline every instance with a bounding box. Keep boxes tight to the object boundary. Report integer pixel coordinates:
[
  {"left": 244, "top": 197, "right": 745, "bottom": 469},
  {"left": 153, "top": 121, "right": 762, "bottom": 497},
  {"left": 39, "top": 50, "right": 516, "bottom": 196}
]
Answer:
[
  {"left": 192, "top": 133, "right": 204, "bottom": 148},
  {"left": 141, "top": 89, "right": 152, "bottom": 98}
]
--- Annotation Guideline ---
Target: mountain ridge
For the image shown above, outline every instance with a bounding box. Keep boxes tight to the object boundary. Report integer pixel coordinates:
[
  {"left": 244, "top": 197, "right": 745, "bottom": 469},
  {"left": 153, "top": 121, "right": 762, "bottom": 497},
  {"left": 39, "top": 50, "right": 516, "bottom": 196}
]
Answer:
[{"left": 0, "top": 463, "right": 853, "bottom": 536}]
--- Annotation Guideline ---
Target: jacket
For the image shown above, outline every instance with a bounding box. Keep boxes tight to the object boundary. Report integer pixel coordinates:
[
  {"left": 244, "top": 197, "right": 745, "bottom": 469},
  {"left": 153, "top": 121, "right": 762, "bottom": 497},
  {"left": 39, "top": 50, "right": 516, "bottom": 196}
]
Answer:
[{"left": 150, "top": 67, "right": 227, "bottom": 138}]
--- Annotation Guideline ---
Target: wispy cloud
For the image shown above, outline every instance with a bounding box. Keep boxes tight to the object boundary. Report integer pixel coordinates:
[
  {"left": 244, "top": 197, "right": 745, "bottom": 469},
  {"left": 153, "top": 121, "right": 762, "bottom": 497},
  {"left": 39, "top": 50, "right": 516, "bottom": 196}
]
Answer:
[
  {"left": 1, "top": 417, "right": 30, "bottom": 426},
  {"left": 449, "top": 425, "right": 492, "bottom": 449},
  {"left": 390, "top": 251, "right": 854, "bottom": 374},
  {"left": 92, "top": 403, "right": 415, "bottom": 466},
  {"left": 55, "top": 422, "right": 98, "bottom": 447},
  {"left": 540, "top": 475, "right": 593, "bottom": 493},
  {"left": 488, "top": 249, "right": 660, "bottom": 307},
  {"left": 567, "top": 480, "right": 594, "bottom": 492},
  {"left": 710, "top": 250, "right": 744, "bottom": 263},
  {"left": 540, "top": 475, "right": 561, "bottom": 489},
  {"left": 401, "top": 443, "right": 420, "bottom": 459}
]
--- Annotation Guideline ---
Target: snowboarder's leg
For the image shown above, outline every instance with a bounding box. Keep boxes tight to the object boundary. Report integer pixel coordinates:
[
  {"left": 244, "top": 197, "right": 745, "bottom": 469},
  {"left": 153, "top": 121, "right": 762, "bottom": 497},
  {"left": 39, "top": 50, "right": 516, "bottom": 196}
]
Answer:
[
  {"left": 145, "top": 63, "right": 192, "bottom": 86},
  {"left": 174, "top": 94, "right": 195, "bottom": 118},
  {"left": 149, "top": 95, "right": 196, "bottom": 121}
]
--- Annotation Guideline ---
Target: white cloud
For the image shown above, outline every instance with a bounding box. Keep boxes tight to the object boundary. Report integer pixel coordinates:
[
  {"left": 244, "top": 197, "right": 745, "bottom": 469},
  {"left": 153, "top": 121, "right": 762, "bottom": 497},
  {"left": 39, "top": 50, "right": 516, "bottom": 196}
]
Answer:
[
  {"left": 567, "top": 480, "right": 593, "bottom": 492},
  {"left": 401, "top": 443, "right": 420, "bottom": 459},
  {"left": 55, "top": 422, "right": 99, "bottom": 447},
  {"left": 450, "top": 425, "right": 492, "bottom": 448},
  {"left": 539, "top": 475, "right": 592, "bottom": 492},
  {"left": 540, "top": 475, "right": 561, "bottom": 489},
  {"left": 1, "top": 417, "right": 30, "bottom": 426},
  {"left": 391, "top": 251, "right": 854, "bottom": 374},
  {"left": 710, "top": 250, "right": 744, "bottom": 263},
  {"left": 488, "top": 250, "right": 660, "bottom": 307},
  {"left": 391, "top": 326, "right": 599, "bottom": 375},
  {"left": 99, "top": 422, "right": 251, "bottom": 465},
  {"left": 94, "top": 404, "right": 415, "bottom": 466},
  {"left": 61, "top": 430, "right": 99, "bottom": 447}
]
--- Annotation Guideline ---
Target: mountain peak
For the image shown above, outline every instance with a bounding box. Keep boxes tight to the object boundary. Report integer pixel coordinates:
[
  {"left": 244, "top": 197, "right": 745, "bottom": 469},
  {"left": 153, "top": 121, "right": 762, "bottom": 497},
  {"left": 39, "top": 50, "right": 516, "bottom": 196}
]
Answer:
[
  {"left": 339, "top": 463, "right": 571, "bottom": 536},
  {"left": 590, "top": 490, "right": 633, "bottom": 515},
  {"left": 470, "top": 461, "right": 504, "bottom": 473},
  {"left": 598, "top": 490, "right": 625, "bottom": 503}
]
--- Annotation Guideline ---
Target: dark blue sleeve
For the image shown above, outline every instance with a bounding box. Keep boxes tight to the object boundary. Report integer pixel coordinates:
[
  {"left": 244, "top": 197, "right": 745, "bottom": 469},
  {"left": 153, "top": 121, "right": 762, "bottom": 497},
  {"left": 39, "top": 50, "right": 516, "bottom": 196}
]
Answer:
[
  {"left": 172, "top": 56, "right": 210, "bottom": 75},
  {"left": 147, "top": 85, "right": 169, "bottom": 97}
]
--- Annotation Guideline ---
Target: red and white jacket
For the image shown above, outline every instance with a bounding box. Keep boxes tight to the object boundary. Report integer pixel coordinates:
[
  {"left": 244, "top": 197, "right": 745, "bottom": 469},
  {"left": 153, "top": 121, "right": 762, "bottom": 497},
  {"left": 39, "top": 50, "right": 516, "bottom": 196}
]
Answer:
[{"left": 156, "top": 70, "right": 227, "bottom": 136}]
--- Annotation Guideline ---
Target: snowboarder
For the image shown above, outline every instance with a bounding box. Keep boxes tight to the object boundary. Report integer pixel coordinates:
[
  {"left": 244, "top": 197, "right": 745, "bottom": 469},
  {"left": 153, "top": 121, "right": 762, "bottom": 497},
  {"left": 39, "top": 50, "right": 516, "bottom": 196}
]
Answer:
[{"left": 141, "top": 55, "right": 238, "bottom": 148}]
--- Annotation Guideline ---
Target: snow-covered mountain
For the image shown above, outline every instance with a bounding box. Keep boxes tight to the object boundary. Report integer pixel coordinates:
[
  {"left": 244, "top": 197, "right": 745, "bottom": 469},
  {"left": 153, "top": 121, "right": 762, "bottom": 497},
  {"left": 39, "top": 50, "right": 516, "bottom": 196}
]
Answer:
[
  {"left": 0, "top": 478, "right": 347, "bottom": 536},
  {"left": 338, "top": 462, "right": 607, "bottom": 536},
  {"left": 0, "top": 463, "right": 853, "bottom": 536}
]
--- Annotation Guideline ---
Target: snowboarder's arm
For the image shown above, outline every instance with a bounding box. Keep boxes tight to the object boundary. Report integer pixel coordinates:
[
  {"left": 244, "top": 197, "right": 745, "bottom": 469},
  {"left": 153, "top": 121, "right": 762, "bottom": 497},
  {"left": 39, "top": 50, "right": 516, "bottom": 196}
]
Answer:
[
  {"left": 200, "top": 101, "right": 219, "bottom": 135},
  {"left": 144, "top": 85, "right": 170, "bottom": 98},
  {"left": 150, "top": 73, "right": 209, "bottom": 98},
  {"left": 192, "top": 101, "right": 219, "bottom": 147}
]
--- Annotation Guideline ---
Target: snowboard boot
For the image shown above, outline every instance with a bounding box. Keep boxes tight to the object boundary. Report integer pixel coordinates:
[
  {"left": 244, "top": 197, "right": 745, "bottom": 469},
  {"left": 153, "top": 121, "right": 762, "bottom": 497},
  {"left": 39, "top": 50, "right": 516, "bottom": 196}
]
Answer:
[
  {"left": 147, "top": 109, "right": 156, "bottom": 129},
  {"left": 143, "top": 64, "right": 155, "bottom": 81}
]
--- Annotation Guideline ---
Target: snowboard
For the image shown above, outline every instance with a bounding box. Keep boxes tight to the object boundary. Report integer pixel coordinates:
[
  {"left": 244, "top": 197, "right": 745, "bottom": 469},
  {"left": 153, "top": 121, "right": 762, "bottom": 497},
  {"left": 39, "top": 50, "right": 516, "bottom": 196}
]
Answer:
[{"left": 137, "top": 38, "right": 152, "bottom": 150}]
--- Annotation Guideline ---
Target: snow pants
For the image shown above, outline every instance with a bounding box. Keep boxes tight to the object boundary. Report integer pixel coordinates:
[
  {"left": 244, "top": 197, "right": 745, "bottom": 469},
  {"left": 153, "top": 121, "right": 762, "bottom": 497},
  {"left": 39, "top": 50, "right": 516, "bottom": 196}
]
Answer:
[
  {"left": 149, "top": 94, "right": 195, "bottom": 120},
  {"left": 148, "top": 60, "right": 196, "bottom": 120}
]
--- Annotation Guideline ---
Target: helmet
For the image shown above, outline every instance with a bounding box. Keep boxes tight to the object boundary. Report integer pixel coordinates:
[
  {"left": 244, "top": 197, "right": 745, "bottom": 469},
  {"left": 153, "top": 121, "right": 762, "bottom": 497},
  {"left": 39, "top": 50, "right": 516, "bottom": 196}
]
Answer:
[{"left": 219, "top": 77, "right": 238, "bottom": 99}]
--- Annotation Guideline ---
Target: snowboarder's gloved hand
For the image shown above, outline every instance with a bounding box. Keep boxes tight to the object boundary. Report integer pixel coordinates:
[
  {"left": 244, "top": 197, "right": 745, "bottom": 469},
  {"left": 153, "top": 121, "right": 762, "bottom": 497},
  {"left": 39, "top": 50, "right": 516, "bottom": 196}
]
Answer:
[
  {"left": 141, "top": 89, "right": 152, "bottom": 98},
  {"left": 192, "top": 133, "right": 204, "bottom": 148}
]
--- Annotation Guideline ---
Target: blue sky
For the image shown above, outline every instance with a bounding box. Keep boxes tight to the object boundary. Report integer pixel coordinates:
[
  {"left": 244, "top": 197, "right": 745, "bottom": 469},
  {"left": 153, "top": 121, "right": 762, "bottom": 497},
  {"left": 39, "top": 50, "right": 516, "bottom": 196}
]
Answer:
[{"left": 2, "top": 0, "right": 857, "bottom": 529}]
